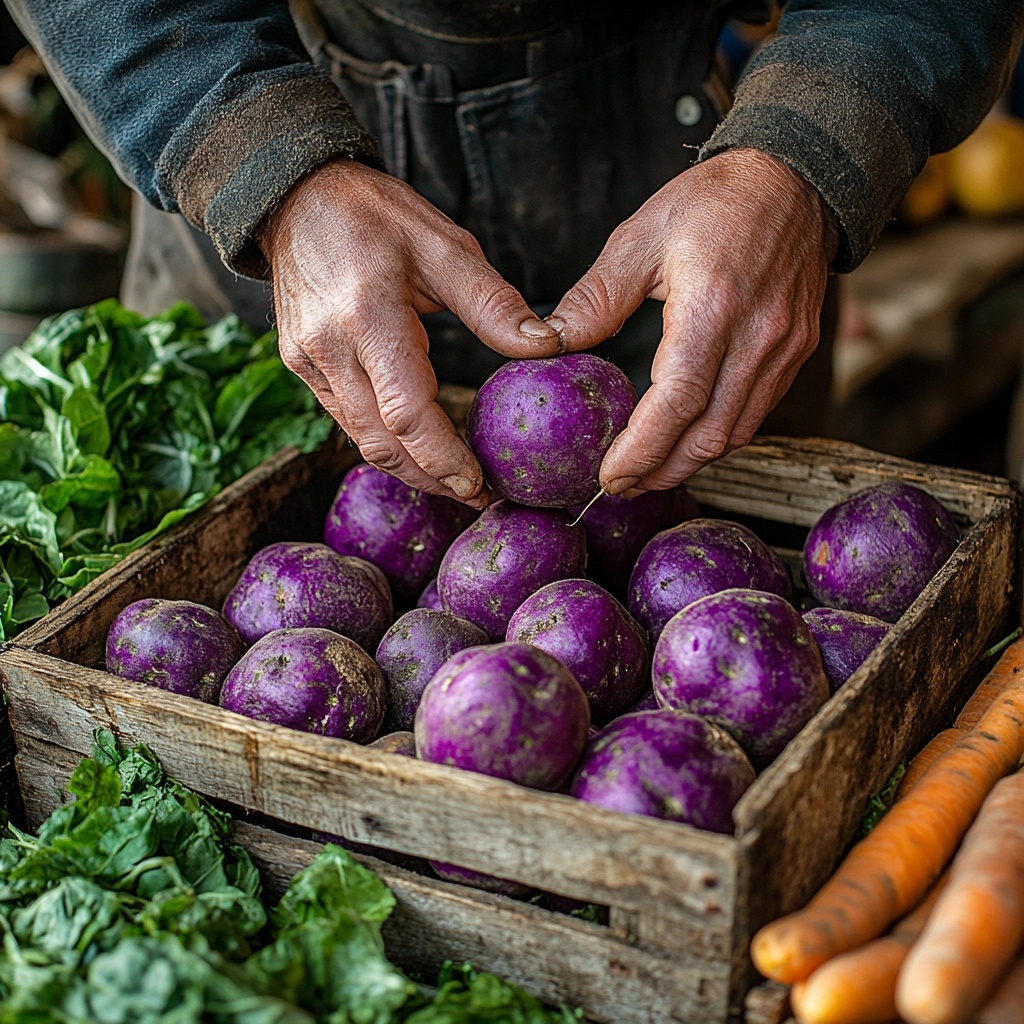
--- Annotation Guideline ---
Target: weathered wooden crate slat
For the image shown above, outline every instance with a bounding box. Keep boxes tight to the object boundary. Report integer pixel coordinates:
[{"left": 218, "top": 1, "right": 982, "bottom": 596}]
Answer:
[
  {"left": 17, "top": 734, "right": 729, "bottom": 1024},
  {"left": 3, "top": 435, "right": 1021, "bottom": 1024},
  {"left": 2, "top": 652, "right": 735, "bottom": 930}
]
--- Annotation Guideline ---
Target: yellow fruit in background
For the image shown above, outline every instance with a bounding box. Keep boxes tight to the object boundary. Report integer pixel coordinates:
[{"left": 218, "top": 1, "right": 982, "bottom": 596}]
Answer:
[
  {"left": 898, "top": 151, "right": 951, "bottom": 226},
  {"left": 948, "top": 115, "right": 1024, "bottom": 217}
]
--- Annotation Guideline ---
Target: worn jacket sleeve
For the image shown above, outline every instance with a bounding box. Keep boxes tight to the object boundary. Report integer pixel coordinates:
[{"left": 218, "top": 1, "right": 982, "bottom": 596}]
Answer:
[
  {"left": 699, "top": 1, "right": 1024, "bottom": 271},
  {"left": 6, "top": 0, "right": 384, "bottom": 278}
]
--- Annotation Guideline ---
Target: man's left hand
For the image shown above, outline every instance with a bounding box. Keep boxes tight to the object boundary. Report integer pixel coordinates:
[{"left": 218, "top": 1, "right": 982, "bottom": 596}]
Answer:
[{"left": 546, "top": 148, "right": 838, "bottom": 496}]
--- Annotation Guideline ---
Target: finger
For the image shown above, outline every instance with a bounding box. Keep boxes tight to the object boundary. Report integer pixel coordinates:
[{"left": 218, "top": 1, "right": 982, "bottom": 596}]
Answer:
[
  {"left": 284, "top": 332, "right": 490, "bottom": 506},
  {"left": 598, "top": 291, "right": 728, "bottom": 493},
  {"left": 279, "top": 337, "right": 344, "bottom": 419},
  {"left": 341, "top": 361, "right": 493, "bottom": 507},
  {"left": 632, "top": 367, "right": 778, "bottom": 492},
  {"left": 545, "top": 224, "right": 656, "bottom": 350},
  {"left": 627, "top": 343, "right": 809, "bottom": 493},
  {"left": 428, "top": 245, "right": 565, "bottom": 360},
  {"left": 354, "top": 307, "right": 488, "bottom": 499}
]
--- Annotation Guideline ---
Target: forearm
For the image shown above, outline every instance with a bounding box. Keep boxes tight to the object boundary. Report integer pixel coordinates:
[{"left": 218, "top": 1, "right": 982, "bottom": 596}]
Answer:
[
  {"left": 700, "top": 0, "right": 1024, "bottom": 270},
  {"left": 7, "top": 0, "right": 383, "bottom": 277}
]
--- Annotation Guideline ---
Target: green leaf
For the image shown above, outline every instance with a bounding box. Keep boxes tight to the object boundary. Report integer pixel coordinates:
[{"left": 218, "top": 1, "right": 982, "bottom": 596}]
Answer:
[
  {"left": 10, "top": 877, "right": 125, "bottom": 957},
  {"left": 40, "top": 455, "right": 121, "bottom": 513},
  {"left": 8, "top": 591, "right": 50, "bottom": 629},
  {"left": 272, "top": 846, "right": 396, "bottom": 931},
  {"left": 66, "top": 757, "right": 122, "bottom": 816},
  {"left": 404, "top": 964, "right": 583, "bottom": 1024},
  {"left": 0, "top": 481, "right": 62, "bottom": 575},
  {"left": 246, "top": 846, "right": 412, "bottom": 1022},
  {"left": 60, "top": 387, "right": 111, "bottom": 455}
]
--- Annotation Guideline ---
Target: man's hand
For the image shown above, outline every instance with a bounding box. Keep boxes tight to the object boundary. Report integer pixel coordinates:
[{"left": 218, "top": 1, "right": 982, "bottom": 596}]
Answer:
[
  {"left": 258, "top": 158, "right": 562, "bottom": 506},
  {"left": 547, "top": 148, "right": 838, "bottom": 496}
]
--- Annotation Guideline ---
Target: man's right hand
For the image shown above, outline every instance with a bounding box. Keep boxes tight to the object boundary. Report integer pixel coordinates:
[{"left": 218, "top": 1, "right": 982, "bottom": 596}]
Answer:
[{"left": 258, "top": 157, "right": 562, "bottom": 506}]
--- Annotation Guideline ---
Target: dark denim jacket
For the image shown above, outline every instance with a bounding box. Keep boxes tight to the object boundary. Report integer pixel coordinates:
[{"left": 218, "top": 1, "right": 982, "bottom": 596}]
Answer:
[{"left": 6, "top": 0, "right": 1024, "bottom": 279}]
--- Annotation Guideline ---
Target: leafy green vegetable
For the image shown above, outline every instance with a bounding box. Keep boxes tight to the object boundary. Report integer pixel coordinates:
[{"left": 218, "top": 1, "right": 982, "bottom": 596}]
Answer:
[
  {"left": 0, "top": 733, "right": 578, "bottom": 1023},
  {"left": 404, "top": 964, "right": 583, "bottom": 1023},
  {"left": 0, "top": 300, "right": 333, "bottom": 640}
]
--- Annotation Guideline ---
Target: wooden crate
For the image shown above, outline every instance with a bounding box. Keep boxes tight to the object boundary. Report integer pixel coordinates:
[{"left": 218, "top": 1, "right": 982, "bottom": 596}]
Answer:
[{"left": 2, "top": 436, "right": 1020, "bottom": 1024}]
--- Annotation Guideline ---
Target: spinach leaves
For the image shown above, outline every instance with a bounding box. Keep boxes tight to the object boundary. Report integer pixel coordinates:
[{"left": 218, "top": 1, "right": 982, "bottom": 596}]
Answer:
[
  {"left": 0, "top": 300, "right": 333, "bottom": 640},
  {"left": 0, "top": 734, "right": 580, "bottom": 1023}
]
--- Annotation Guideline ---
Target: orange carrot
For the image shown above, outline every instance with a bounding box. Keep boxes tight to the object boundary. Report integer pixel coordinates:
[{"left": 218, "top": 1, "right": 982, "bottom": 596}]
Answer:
[
  {"left": 790, "top": 874, "right": 948, "bottom": 1024},
  {"left": 895, "top": 729, "right": 964, "bottom": 801},
  {"left": 974, "top": 955, "right": 1024, "bottom": 1024},
  {"left": 897, "top": 770, "right": 1024, "bottom": 1024},
  {"left": 751, "top": 638, "right": 1024, "bottom": 985},
  {"left": 956, "top": 673, "right": 1019, "bottom": 731}
]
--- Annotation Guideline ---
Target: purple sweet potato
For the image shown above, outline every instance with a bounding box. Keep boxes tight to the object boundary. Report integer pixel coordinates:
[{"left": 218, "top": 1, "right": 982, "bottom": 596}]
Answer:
[
  {"left": 571, "top": 485, "right": 700, "bottom": 592},
  {"left": 570, "top": 709, "right": 755, "bottom": 834},
  {"left": 803, "top": 481, "right": 960, "bottom": 623},
  {"left": 801, "top": 607, "right": 891, "bottom": 693},
  {"left": 436, "top": 500, "right": 587, "bottom": 639},
  {"left": 222, "top": 542, "right": 393, "bottom": 651},
  {"left": 506, "top": 578, "right": 648, "bottom": 724},
  {"left": 415, "top": 642, "right": 590, "bottom": 790},
  {"left": 466, "top": 353, "right": 637, "bottom": 507},
  {"left": 219, "top": 627, "right": 386, "bottom": 741},
  {"left": 368, "top": 731, "right": 417, "bottom": 756},
  {"left": 428, "top": 861, "right": 533, "bottom": 898},
  {"left": 323, "top": 463, "right": 477, "bottom": 599},
  {"left": 105, "top": 598, "right": 243, "bottom": 703},
  {"left": 653, "top": 588, "right": 828, "bottom": 767},
  {"left": 627, "top": 689, "right": 660, "bottom": 714},
  {"left": 375, "top": 608, "right": 488, "bottom": 732},
  {"left": 628, "top": 518, "right": 792, "bottom": 642},
  {"left": 416, "top": 579, "right": 444, "bottom": 611}
]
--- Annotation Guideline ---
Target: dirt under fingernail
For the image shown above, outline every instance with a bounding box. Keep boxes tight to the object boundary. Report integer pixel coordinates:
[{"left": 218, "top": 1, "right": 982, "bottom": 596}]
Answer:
[
  {"left": 441, "top": 474, "right": 477, "bottom": 499},
  {"left": 519, "top": 318, "right": 557, "bottom": 340}
]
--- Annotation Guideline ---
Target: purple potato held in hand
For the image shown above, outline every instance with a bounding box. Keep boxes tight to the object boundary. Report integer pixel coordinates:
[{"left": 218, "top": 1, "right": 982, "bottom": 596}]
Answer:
[
  {"left": 105, "top": 598, "right": 243, "bottom": 703},
  {"left": 415, "top": 642, "right": 591, "bottom": 791},
  {"left": 506, "top": 579, "right": 648, "bottom": 724},
  {"left": 571, "top": 709, "right": 755, "bottom": 834},
  {"left": 571, "top": 485, "right": 700, "bottom": 594},
  {"left": 437, "top": 500, "right": 587, "bottom": 640},
  {"left": 416, "top": 579, "right": 444, "bottom": 611},
  {"left": 222, "top": 542, "right": 393, "bottom": 651},
  {"left": 802, "top": 482, "right": 960, "bottom": 623},
  {"left": 375, "top": 608, "right": 488, "bottom": 732},
  {"left": 802, "top": 607, "right": 891, "bottom": 693},
  {"left": 324, "top": 463, "right": 477, "bottom": 600},
  {"left": 467, "top": 352, "right": 637, "bottom": 508},
  {"left": 653, "top": 588, "right": 829, "bottom": 768},
  {"left": 629, "top": 518, "right": 792, "bottom": 643},
  {"left": 219, "top": 627, "right": 386, "bottom": 741}
]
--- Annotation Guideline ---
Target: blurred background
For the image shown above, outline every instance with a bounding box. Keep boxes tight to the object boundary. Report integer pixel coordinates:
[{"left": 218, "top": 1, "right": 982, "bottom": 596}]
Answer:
[{"left": 4, "top": 6, "right": 1024, "bottom": 481}]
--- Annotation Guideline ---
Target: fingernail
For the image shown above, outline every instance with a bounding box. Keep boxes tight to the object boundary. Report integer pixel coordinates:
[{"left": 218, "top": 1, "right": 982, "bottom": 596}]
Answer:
[
  {"left": 604, "top": 476, "right": 639, "bottom": 496},
  {"left": 441, "top": 474, "right": 477, "bottom": 499},
  {"left": 519, "top": 318, "right": 557, "bottom": 339},
  {"left": 545, "top": 316, "right": 567, "bottom": 334}
]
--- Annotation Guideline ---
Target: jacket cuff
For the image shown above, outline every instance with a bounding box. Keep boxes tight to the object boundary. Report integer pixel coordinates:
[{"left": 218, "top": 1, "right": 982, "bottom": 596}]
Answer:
[
  {"left": 698, "top": 60, "right": 918, "bottom": 272},
  {"left": 156, "top": 72, "right": 384, "bottom": 279}
]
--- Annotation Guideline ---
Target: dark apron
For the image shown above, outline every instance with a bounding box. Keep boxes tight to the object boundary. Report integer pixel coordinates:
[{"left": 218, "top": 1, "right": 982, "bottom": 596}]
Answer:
[{"left": 121, "top": 0, "right": 833, "bottom": 430}]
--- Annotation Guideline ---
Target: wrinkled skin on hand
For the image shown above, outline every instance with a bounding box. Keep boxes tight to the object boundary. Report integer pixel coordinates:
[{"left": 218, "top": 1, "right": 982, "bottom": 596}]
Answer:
[
  {"left": 258, "top": 158, "right": 563, "bottom": 508},
  {"left": 548, "top": 148, "right": 838, "bottom": 496}
]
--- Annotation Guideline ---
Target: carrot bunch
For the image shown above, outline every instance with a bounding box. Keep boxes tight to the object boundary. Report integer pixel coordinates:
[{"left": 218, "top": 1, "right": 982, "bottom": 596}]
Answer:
[{"left": 751, "top": 637, "right": 1024, "bottom": 1024}]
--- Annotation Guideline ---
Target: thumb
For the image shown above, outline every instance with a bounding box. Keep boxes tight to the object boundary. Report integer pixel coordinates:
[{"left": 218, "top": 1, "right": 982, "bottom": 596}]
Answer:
[
  {"left": 546, "top": 248, "right": 652, "bottom": 351},
  {"left": 432, "top": 252, "right": 564, "bottom": 359}
]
